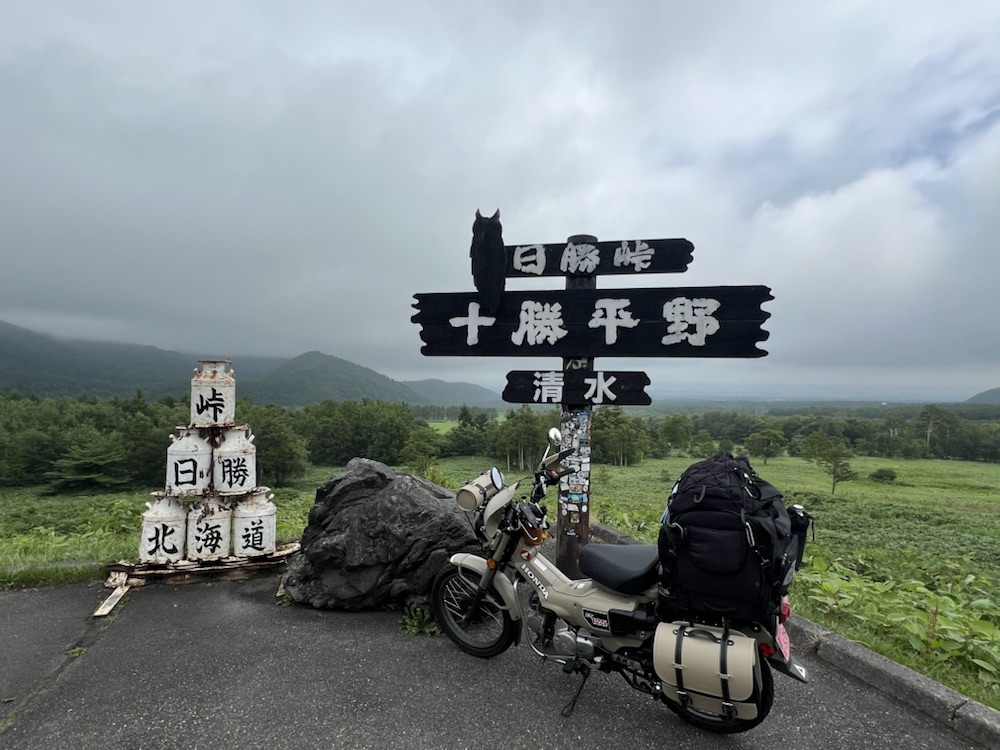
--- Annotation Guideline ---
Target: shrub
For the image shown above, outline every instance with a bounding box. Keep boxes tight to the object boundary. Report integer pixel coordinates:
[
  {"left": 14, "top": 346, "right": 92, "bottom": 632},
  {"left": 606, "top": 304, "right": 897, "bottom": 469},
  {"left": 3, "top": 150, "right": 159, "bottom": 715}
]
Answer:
[
  {"left": 870, "top": 468, "right": 898, "bottom": 484},
  {"left": 420, "top": 465, "right": 454, "bottom": 489}
]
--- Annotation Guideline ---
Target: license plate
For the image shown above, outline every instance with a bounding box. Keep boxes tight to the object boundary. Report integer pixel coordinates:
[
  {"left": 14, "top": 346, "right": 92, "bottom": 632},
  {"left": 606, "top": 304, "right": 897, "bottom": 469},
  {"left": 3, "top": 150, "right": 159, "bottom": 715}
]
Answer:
[{"left": 776, "top": 622, "right": 791, "bottom": 660}]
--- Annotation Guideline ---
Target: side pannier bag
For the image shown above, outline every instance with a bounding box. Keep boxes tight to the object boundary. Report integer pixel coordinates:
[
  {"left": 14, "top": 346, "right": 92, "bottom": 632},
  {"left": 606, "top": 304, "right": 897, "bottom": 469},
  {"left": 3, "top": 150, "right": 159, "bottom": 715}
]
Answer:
[{"left": 653, "top": 621, "right": 763, "bottom": 720}]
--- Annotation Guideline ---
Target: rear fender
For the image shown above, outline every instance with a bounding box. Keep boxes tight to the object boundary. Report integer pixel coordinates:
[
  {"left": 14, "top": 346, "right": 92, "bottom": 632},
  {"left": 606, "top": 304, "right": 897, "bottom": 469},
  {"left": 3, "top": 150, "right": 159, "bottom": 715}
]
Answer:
[
  {"left": 448, "top": 552, "right": 522, "bottom": 622},
  {"left": 766, "top": 653, "right": 809, "bottom": 683}
]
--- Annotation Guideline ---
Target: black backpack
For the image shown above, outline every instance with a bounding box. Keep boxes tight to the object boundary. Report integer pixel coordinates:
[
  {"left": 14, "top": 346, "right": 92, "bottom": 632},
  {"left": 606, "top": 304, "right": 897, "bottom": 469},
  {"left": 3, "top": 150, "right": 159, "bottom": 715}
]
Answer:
[{"left": 658, "top": 452, "right": 807, "bottom": 623}]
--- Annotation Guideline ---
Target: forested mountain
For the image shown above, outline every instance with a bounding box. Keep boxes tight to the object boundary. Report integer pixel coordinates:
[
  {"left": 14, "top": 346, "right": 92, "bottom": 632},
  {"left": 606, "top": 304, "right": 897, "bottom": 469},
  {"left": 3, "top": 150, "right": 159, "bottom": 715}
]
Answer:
[
  {"left": 0, "top": 320, "right": 206, "bottom": 397},
  {"left": 240, "top": 351, "right": 427, "bottom": 406},
  {"left": 0, "top": 320, "right": 499, "bottom": 406},
  {"left": 403, "top": 379, "right": 503, "bottom": 407},
  {"left": 967, "top": 387, "right": 1000, "bottom": 405}
]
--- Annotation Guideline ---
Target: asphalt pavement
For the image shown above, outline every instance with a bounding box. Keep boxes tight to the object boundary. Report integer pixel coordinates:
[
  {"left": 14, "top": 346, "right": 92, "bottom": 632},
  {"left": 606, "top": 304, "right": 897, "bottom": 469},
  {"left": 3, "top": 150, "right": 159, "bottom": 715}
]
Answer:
[{"left": 1, "top": 571, "right": 998, "bottom": 750}]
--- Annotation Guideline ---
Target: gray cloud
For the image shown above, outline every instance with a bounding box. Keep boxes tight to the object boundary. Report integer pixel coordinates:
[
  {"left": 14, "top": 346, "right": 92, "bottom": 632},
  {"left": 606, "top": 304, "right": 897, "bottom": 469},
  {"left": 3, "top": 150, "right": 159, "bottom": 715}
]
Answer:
[{"left": 1, "top": 1, "right": 999, "bottom": 401}]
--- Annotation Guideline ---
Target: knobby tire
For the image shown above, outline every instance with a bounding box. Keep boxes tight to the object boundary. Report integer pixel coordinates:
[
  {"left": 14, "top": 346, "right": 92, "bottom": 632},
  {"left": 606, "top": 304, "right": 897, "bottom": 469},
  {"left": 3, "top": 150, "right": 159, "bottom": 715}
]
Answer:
[{"left": 431, "top": 566, "right": 516, "bottom": 658}]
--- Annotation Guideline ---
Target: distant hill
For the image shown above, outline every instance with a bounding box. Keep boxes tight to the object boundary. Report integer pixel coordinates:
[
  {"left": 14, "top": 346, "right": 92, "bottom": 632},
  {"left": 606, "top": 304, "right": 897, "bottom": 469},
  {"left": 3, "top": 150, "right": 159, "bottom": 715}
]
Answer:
[
  {"left": 402, "top": 379, "right": 503, "bottom": 407},
  {"left": 967, "top": 387, "right": 1000, "bottom": 404},
  {"left": 0, "top": 320, "right": 500, "bottom": 406},
  {"left": 240, "top": 351, "right": 428, "bottom": 407},
  {"left": 0, "top": 320, "right": 202, "bottom": 397}
]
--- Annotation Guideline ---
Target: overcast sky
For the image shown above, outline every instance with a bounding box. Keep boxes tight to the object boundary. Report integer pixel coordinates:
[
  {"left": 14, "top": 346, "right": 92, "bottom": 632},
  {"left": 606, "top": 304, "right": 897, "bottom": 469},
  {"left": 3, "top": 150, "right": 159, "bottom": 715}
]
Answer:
[{"left": 2, "top": 1, "right": 998, "bottom": 402}]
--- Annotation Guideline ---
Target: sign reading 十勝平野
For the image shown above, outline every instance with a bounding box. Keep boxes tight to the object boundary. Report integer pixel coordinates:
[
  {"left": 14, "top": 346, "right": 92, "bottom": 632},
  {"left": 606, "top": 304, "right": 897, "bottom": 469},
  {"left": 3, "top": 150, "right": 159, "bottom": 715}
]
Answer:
[{"left": 412, "top": 286, "right": 772, "bottom": 360}]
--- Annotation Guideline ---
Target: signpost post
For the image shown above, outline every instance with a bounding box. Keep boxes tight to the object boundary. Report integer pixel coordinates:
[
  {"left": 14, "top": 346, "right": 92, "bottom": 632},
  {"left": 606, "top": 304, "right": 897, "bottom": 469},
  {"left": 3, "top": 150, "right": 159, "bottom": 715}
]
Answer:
[
  {"left": 413, "top": 213, "right": 772, "bottom": 577},
  {"left": 558, "top": 235, "right": 598, "bottom": 577}
]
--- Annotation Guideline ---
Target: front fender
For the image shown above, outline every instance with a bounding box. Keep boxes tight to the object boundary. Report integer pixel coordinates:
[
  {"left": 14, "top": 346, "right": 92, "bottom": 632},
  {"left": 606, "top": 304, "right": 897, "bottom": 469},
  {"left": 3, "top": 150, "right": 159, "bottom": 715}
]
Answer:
[{"left": 448, "top": 552, "right": 522, "bottom": 622}]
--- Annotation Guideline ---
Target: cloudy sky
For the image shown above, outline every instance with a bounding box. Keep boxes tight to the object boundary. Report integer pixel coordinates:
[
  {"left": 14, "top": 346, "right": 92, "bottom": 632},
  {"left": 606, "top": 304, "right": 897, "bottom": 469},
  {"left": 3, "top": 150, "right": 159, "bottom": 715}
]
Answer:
[{"left": 2, "top": 1, "right": 998, "bottom": 402}]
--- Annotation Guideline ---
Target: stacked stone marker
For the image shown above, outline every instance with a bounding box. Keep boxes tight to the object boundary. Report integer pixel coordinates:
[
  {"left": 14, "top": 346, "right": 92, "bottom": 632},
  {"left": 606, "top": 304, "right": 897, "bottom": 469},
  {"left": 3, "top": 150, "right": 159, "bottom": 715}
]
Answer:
[{"left": 139, "top": 360, "right": 277, "bottom": 564}]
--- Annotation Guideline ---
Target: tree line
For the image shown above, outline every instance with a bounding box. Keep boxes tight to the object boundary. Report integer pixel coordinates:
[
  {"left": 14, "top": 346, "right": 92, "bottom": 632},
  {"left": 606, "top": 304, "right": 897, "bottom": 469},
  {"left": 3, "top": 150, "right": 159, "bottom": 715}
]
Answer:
[
  {"left": 1, "top": 391, "right": 998, "bottom": 493},
  {"left": 0, "top": 393, "right": 556, "bottom": 491}
]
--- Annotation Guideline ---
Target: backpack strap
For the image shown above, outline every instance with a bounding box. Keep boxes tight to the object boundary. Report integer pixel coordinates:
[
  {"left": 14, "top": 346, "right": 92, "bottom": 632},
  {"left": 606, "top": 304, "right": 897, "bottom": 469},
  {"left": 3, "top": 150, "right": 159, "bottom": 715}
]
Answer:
[{"left": 739, "top": 507, "right": 769, "bottom": 569}]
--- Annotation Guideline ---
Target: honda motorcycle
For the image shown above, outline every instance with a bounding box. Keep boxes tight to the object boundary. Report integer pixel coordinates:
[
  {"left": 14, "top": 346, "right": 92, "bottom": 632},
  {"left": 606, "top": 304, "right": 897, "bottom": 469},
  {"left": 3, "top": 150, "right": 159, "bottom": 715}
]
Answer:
[{"left": 431, "top": 429, "right": 809, "bottom": 734}]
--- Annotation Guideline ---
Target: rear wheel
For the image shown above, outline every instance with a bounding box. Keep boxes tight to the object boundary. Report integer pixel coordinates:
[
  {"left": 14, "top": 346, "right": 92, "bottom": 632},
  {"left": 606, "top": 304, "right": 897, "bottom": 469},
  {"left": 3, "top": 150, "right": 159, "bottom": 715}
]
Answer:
[
  {"left": 431, "top": 566, "right": 516, "bottom": 658},
  {"left": 663, "top": 657, "right": 774, "bottom": 734}
]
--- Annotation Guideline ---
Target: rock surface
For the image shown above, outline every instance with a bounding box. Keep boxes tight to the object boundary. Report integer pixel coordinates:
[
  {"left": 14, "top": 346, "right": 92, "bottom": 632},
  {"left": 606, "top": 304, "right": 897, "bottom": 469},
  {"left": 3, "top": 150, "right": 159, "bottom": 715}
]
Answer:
[{"left": 282, "top": 458, "right": 480, "bottom": 610}]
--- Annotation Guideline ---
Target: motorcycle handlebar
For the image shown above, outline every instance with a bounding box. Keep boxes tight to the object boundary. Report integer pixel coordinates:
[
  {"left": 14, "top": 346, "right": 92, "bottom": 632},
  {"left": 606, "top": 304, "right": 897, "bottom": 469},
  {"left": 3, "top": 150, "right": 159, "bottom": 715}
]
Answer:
[
  {"left": 540, "top": 447, "right": 575, "bottom": 470},
  {"left": 531, "top": 466, "right": 576, "bottom": 503}
]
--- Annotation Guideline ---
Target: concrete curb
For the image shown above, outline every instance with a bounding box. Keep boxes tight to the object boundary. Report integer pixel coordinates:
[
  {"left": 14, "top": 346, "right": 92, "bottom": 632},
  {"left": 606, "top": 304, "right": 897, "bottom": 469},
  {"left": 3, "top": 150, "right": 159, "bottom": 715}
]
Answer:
[{"left": 591, "top": 522, "right": 1000, "bottom": 749}]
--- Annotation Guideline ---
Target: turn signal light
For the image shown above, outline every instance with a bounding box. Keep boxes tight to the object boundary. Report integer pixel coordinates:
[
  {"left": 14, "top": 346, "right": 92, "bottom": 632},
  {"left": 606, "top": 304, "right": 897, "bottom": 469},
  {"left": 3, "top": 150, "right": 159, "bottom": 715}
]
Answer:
[{"left": 780, "top": 596, "right": 791, "bottom": 623}]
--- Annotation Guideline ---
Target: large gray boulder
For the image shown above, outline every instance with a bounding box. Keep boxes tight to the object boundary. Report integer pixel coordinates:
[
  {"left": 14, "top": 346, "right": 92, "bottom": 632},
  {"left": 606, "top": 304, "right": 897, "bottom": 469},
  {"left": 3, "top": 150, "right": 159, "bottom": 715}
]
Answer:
[{"left": 282, "top": 458, "right": 480, "bottom": 610}]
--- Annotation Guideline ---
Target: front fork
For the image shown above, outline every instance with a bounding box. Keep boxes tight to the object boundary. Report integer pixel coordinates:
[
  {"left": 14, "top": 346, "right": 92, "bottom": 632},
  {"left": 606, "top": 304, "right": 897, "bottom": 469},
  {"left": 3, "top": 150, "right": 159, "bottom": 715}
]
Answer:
[
  {"left": 454, "top": 531, "right": 525, "bottom": 626},
  {"left": 461, "top": 565, "right": 502, "bottom": 626}
]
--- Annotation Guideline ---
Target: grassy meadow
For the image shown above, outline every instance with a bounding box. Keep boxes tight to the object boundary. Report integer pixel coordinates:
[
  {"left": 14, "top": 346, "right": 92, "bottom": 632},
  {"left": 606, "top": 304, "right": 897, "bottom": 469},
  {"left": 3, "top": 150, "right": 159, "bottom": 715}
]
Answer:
[
  {"left": 0, "top": 464, "right": 336, "bottom": 589},
  {"left": 426, "top": 419, "right": 459, "bottom": 434},
  {"left": 2, "top": 453, "right": 998, "bottom": 708}
]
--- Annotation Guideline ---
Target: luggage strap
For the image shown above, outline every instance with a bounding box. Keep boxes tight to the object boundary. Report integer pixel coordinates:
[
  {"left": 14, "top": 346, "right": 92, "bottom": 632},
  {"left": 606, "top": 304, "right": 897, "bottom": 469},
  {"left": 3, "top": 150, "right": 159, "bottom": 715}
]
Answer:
[
  {"left": 672, "top": 623, "right": 736, "bottom": 719},
  {"left": 719, "top": 622, "right": 735, "bottom": 719},
  {"left": 673, "top": 624, "right": 690, "bottom": 707}
]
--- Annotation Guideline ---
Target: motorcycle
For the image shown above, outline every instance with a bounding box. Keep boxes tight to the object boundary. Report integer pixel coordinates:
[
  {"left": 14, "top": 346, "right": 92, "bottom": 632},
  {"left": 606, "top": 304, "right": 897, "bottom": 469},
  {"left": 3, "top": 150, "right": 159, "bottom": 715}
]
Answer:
[{"left": 431, "top": 428, "right": 809, "bottom": 734}]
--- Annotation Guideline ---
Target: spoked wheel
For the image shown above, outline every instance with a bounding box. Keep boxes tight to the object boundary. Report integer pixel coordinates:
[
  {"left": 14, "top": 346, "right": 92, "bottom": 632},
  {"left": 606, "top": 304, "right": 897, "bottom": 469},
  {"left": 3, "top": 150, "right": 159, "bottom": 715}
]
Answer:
[
  {"left": 431, "top": 566, "right": 516, "bottom": 658},
  {"left": 663, "top": 658, "right": 774, "bottom": 734}
]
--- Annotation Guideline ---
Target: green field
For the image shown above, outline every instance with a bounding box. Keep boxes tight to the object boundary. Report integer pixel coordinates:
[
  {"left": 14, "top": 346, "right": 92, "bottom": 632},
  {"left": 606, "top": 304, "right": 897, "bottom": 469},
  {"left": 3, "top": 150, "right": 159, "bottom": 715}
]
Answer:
[
  {"left": 0, "top": 464, "right": 336, "bottom": 589},
  {"left": 426, "top": 419, "right": 459, "bottom": 435},
  {"left": 2, "top": 455, "right": 998, "bottom": 708}
]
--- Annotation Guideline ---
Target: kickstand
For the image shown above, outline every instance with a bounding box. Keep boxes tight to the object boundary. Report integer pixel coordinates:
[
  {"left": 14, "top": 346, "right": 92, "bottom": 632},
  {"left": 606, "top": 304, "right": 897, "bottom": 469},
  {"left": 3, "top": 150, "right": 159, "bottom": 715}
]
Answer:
[{"left": 560, "top": 660, "right": 592, "bottom": 717}]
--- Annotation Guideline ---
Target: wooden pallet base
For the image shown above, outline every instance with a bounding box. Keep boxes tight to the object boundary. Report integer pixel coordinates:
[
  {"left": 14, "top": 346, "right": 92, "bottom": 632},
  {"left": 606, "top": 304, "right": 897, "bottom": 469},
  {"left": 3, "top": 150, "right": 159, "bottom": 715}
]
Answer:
[{"left": 104, "top": 543, "right": 300, "bottom": 590}]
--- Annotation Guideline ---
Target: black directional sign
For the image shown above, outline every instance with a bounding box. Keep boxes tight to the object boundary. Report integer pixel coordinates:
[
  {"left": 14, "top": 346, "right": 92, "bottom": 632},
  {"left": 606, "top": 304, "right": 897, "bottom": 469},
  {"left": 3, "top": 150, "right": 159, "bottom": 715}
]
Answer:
[
  {"left": 504, "top": 238, "right": 694, "bottom": 278},
  {"left": 412, "top": 286, "right": 772, "bottom": 359},
  {"left": 503, "top": 370, "right": 652, "bottom": 406},
  {"left": 417, "top": 213, "right": 774, "bottom": 579}
]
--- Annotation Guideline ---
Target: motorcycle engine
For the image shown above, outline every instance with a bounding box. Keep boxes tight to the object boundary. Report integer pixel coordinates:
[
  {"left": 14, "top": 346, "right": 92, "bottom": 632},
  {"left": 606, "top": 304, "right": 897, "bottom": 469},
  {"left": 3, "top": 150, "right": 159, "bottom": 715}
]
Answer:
[{"left": 525, "top": 594, "right": 596, "bottom": 659}]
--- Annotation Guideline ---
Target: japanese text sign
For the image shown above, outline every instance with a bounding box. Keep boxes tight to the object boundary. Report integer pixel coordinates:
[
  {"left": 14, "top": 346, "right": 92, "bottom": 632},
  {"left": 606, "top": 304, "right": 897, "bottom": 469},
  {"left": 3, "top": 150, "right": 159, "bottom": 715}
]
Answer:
[
  {"left": 412, "top": 286, "right": 772, "bottom": 359},
  {"left": 505, "top": 238, "right": 693, "bottom": 278},
  {"left": 503, "top": 370, "right": 652, "bottom": 406}
]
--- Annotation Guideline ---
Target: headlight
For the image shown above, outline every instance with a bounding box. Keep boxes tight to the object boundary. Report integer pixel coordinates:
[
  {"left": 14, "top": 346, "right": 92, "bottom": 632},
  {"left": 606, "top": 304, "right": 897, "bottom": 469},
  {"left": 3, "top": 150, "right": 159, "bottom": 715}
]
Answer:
[{"left": 455, "top": 467, "right": 505, "bottom": 511}]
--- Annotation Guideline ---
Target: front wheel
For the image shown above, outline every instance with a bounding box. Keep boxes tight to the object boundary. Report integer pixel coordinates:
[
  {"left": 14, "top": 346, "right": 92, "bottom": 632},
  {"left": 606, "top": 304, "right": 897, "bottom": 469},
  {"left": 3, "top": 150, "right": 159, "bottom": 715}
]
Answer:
[
  {"left": 431, "top": 566, "right": 516, "bottom": 658},
  {"left": 663, "top": 657, "right": 774, "bottom": 734}
]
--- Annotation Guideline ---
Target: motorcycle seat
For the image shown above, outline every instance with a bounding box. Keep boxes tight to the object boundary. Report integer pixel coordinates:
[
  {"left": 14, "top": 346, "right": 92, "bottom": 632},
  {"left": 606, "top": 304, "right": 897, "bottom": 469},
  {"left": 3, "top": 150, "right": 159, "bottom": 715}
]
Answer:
[{"left": 578, "top": 543, "right": 659, "bottom": 595}]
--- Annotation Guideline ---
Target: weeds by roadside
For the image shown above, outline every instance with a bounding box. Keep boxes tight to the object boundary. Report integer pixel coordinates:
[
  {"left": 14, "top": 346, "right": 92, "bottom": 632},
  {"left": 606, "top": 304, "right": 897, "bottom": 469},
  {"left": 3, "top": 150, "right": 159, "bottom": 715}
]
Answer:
[{"left": 398, "top": 605, "right": 440, "bottom": 636}]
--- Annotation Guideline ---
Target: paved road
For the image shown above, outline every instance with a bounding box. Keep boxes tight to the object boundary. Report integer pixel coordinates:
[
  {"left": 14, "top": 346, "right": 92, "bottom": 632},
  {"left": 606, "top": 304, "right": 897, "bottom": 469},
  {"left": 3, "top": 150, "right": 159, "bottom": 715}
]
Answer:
[{"left": 1, "top": 574, "right": 993, "bottom": 750}]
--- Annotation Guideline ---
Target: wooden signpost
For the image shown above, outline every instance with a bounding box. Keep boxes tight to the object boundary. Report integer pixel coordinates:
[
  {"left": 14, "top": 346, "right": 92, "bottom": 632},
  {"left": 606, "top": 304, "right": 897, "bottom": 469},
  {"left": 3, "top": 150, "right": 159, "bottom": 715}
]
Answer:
[{"left": 413, "top": 213, "right": 772, "bottom": 577}]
